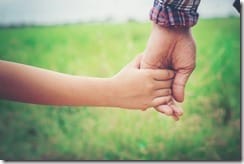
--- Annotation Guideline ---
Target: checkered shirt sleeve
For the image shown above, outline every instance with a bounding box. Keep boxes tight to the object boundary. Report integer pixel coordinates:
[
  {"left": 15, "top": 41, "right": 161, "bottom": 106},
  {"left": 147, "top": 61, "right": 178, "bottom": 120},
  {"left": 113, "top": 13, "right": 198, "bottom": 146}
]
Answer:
[{"left": 150, "top": 0, "right": 201, "bottom": 27}]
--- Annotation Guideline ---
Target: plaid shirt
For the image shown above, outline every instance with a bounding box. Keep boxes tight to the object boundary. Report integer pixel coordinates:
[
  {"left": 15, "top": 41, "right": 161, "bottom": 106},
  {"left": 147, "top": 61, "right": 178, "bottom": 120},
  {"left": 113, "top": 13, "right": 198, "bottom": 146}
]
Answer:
[{"left": 150, "top": 0, "right": 201, "bottom": 27}]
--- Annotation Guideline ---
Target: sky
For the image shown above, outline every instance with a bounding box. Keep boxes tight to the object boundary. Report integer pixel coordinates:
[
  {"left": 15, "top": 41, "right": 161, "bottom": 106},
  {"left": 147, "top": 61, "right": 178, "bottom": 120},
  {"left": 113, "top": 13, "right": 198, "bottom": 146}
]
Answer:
[{"left": 0, "top": 0, "right": 240, "bottom": 26}]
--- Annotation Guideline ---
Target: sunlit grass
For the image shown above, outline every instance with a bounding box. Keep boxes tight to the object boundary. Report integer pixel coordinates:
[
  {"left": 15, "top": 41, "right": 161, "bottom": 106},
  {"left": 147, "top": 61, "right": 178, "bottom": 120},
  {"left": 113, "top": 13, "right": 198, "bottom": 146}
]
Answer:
[{"left": 0, "top": 18, "right": 240, "bottom": 160}]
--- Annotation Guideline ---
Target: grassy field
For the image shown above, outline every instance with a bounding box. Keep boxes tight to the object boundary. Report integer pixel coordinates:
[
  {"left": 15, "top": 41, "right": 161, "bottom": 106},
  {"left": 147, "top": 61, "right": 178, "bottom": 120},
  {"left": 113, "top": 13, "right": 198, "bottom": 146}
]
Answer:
[{"left": 0, "top": 18, "right": 241, "bottom": 160}]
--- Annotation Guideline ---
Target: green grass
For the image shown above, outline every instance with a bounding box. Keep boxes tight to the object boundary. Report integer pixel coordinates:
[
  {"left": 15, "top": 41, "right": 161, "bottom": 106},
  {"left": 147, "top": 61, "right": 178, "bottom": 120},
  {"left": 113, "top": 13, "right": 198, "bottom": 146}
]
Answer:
[{"left": 0, "top": 18, "right": 241, "bottom": 160}]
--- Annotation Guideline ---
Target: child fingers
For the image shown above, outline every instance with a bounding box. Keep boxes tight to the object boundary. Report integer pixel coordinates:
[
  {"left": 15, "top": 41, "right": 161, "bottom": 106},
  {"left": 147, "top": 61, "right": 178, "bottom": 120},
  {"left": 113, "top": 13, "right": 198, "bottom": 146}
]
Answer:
[
  {"left": 154, "top": 89, "right": 172, "bottom": 97},
  {"left": 170, "top": 104, "right": 184, "bottom": 117},
  {"left": 152, "top": 69, "right": 175, "bottom": 80},
  {"left": 154, "top": 80, "right": 172, "bottom": 89},
  {"left": 172, "top": 113, "right": 180, "bottom": 121},
  {"left": 152, "top": 96, "right": 172, "bottom": 108}
]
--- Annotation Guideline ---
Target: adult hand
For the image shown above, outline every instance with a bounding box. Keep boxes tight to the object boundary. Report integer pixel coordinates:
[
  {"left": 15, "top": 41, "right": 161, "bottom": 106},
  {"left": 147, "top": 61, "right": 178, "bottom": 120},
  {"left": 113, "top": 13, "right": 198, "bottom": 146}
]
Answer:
[{"left": 141, "top": 23, "right": 196, "bottom": 117}]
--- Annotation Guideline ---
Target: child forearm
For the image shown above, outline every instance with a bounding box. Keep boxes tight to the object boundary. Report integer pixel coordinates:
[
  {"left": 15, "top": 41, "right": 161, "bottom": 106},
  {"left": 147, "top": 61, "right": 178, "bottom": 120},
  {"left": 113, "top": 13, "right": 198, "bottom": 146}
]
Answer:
[
  {"left": 0, "top": 55, "right": 184, "bottom": 119},
  {"left": 0, "top": 60, "right": 112, "bottom": 106},
  {"left": 0, "top": 57, "right": 176, "bottom": 111}
]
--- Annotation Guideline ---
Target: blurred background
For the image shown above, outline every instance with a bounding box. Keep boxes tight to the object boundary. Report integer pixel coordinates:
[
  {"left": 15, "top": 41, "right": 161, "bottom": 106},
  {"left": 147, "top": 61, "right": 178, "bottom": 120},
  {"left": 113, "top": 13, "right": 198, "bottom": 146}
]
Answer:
[
  {"left": 0, "top": 0, "right": 241, "bottom": 160},
  {"left": 0, "top": 0, "right": 239, "bottom": 26}
]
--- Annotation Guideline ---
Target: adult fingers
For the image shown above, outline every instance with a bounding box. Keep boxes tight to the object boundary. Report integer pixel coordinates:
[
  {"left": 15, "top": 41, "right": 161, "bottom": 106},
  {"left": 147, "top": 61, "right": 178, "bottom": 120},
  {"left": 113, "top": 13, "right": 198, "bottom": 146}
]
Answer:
[
  {"left": 155, "top": 100, "right": 183, "bottom": 120},
  {"left": 154, "top": 105, "right": 173, "bottom": 116},
  {"left": 172, "top": 114, "right": 180, "bottom": 121},
  {"left": 173, "top": 71, "right": 192, "bottom": 102},
  {"left": 169, "top": 100, "right": 183, "bottom": 121},
  {"left": 170, "top": 103, "right": 183, "bottom": 117}
]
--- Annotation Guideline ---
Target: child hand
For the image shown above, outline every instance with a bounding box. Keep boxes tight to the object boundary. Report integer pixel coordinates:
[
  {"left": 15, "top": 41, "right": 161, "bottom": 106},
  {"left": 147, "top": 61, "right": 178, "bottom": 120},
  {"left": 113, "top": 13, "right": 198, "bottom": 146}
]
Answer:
[{"left": 109, "top": 55, "right": 174, "bottom": 110}]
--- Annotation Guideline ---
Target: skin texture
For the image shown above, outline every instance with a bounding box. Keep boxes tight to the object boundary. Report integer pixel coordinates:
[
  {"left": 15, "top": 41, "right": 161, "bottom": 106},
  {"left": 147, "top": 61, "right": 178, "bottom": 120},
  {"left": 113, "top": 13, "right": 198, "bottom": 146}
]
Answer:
[
  {"left": 141, "top": 23, "right": 196, "bottom": 119},
  {"left": 111, "top": 55, "right": 175, "bottom": 110},
  {"left": 0, "top": 56, "right": 175, "bottom": 110}
]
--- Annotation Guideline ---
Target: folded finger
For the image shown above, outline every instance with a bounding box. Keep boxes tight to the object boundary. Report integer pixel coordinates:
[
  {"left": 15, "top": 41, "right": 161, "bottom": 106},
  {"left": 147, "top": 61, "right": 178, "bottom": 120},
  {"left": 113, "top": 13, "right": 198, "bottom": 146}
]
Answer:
[
  {"left": 153, "top": 89, "right": 172, "bottom": 97},
  {"left": 155, "top": 105, "right": 173, "bottom": 116},
  {"left": 152, "top": 69, "right": 175, "bottom": 81},
  {"left": 154, "top": 80, "right": 173, "bottom": 89},
  {"left": 170, "top": 104, "right": 183, "bottom": 117},
  {"left": 152, "top": 96, "right": 172, "bottom": 107}
]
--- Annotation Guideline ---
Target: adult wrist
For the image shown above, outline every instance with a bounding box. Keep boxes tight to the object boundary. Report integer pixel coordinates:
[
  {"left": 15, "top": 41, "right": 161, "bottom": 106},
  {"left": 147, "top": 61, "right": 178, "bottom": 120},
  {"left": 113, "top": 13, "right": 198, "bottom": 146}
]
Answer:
[
  {"left": 153, "top": 22, "right": 190, "bottom": 34},
  {"left": 150, "top": 0, "right": 200, "bottom": 28}
]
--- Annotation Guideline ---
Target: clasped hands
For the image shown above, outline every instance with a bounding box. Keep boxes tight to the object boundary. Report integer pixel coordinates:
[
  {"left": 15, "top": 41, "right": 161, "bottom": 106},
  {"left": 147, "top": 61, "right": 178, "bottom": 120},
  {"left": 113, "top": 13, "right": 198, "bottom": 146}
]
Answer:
[
  {"left": 0, "top": 25, "right": 195, "bottom": 115},
  {"left": 135, "top": 23, "right": 196, "bottom": 120}
]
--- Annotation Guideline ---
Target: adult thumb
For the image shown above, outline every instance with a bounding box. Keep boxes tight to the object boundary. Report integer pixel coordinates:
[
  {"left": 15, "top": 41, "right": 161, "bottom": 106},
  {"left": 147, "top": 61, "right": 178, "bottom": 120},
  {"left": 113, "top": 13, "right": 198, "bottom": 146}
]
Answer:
[{"left": 173, "top": 70, "right": 192, "bottom": 102}]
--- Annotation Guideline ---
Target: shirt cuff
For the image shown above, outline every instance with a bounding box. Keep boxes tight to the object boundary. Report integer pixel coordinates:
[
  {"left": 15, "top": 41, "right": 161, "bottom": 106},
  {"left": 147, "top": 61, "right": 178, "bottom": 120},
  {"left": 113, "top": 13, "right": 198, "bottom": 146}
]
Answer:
[
  {"left": 233, "top": 0, "right": 240, "bottom": 13},
  {"left": 150, "top": 0, "right": 200, "bottom": 28}
]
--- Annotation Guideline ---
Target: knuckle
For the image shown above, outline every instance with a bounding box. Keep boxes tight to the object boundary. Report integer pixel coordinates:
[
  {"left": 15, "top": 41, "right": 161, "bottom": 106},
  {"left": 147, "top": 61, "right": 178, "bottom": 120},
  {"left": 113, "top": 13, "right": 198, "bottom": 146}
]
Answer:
[
  {"left": 146, "top": 82, "right": 154, "bottom": 90},
  {"left": 167, "top": 70, "right": 170, "bottom": 78},
  {"left": 147, "top": 71, "right": 153, "bottom": 79},
  {"left": 167, "top": 70, "right": 173, "bottom": 79},
  {"left": 166, "top": 96, "right": 172, "bottom": 103},
  {"left": 167, "top": 89, "right": 172, "bottom": 95}
]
